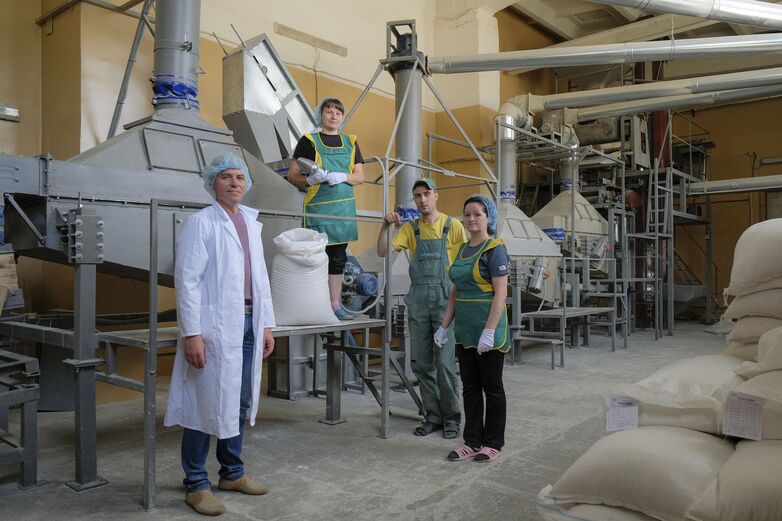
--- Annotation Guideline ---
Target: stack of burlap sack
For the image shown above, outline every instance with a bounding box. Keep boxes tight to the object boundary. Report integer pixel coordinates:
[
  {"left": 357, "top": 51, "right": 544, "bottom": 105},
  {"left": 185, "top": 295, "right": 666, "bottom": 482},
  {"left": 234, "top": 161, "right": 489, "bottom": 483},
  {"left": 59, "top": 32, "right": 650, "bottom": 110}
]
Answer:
[{"left": 536, "top": 219, "right": 782, "bottom": 521}]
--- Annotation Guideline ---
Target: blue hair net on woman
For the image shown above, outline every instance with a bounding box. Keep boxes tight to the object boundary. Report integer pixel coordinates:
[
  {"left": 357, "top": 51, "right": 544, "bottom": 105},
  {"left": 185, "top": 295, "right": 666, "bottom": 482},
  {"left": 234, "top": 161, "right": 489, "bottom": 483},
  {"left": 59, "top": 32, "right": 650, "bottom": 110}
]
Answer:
[
  {"left": 464, "top": 194, "right": 498, "bottom": 235},
  {"left": 200, "top": 153, "right": 252, "bottom": 197},
  {"left": 313, "top": 97, "right": 344, "bottom": 128}
]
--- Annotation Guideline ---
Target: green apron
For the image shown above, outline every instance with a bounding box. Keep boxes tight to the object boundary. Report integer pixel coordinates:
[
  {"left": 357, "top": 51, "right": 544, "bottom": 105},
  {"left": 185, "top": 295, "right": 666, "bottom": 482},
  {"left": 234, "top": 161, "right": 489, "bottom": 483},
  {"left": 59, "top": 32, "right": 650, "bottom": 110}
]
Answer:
[
  {"left": 448, "top": 238, "right": 511, "bottom": 353},
  {"left": 302, "top": 133, "right": 358, "bottom": 245},
  {"left": 403, "top": 217, "right": 461, "bottom": 426}
]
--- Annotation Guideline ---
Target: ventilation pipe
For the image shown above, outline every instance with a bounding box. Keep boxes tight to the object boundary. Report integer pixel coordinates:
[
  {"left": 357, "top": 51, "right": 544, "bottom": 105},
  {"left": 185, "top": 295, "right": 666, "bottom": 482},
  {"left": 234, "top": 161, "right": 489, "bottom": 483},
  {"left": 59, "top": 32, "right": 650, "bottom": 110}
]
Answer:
[
  {"left": 428, "top": 33, "right": 782, "bottom": 74},
  {"left": 689, "top": 174, "right": 782, "bottom": 194},
  {"left": 586, "top": 0, "right": 782, "bottom": 31},
  {"left": 495, "top": 99, "right": 533, "bottom": 206},
  {"left": 152, "top": 0, "right": 201, "bottom": 110},
  {"left": 567, "top": 83, "right": 782, "bottom": 122},
  {"left": 533, "top": 66, "right": 782, "bottom": 110}
]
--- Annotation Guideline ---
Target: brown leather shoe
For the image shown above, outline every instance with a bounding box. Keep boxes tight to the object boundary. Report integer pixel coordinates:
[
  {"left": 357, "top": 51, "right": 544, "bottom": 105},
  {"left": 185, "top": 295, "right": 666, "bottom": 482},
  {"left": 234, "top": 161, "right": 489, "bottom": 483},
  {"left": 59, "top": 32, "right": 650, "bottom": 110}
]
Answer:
[
  {"left": 185, "top": 489, "right": 226, "bottom": 516},
  {"left": 218, "top": 475, "right": 269, "bottom": 495}
]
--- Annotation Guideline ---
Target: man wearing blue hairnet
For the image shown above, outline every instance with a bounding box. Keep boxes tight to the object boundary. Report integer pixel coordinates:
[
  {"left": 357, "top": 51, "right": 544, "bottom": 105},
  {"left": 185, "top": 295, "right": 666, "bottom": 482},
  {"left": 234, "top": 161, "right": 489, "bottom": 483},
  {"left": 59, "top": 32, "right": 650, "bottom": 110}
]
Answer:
[{"left": 165, "top": 153, "right": 276, "bottom": 515}]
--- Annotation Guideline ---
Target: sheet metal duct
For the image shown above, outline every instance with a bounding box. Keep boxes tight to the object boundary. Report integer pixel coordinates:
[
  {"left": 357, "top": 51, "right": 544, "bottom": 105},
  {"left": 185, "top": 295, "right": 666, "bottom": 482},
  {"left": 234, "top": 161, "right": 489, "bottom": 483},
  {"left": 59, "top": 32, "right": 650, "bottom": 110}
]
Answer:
[
  {"left": 689, "top": 173, "right": 782, "bottom": 194},
  {"left": 222, "top": 34, "right": 317, "bottom": 164},
  {"left": 569, "top": 83, "right": 782, "bottom": 122},
  {"left": 492, "top": 110, "right": 563, "bottom": 302},
  {"left": 586, "top": 0, "right": 782, "bottom": 31},
  {"left": 427, "top": 33, "right": 782, "bottom": 74},
  {"left": 534, "top": 66, "right": 782, "bottom": 110}
]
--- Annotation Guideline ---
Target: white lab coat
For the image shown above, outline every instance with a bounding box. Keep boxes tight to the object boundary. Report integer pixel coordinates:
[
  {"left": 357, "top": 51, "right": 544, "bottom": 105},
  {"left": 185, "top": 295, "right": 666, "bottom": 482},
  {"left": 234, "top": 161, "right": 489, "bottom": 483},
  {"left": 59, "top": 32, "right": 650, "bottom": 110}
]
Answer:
[{"left": 164, "top": 203, "right": 275, "bottom": 439}]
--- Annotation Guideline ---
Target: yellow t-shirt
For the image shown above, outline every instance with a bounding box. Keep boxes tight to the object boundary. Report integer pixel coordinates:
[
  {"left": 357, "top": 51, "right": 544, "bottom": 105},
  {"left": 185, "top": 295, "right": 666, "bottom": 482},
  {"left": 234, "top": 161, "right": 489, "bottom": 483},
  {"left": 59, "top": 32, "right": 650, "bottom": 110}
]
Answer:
[{"left": 391, "top": 213, "right": 467, "bottom": 267}]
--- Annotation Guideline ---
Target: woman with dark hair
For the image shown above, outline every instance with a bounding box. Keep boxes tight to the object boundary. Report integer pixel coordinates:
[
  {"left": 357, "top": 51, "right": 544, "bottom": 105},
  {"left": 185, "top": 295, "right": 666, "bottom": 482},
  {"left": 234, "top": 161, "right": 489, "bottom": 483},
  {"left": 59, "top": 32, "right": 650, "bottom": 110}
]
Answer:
[
  {"left": 434, "top": 194, "right": 510, "bottom": 463},
  {"left": 287, "top": 98, "right": 364, "bottom": 320}
]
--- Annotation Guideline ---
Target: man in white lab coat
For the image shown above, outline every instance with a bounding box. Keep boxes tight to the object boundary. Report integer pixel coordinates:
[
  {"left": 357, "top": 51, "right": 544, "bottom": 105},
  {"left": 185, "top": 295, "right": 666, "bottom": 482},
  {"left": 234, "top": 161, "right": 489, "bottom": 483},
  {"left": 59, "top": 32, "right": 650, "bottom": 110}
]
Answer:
[{"left": 164, "top": 153, "right": 276, "bottom": 516}]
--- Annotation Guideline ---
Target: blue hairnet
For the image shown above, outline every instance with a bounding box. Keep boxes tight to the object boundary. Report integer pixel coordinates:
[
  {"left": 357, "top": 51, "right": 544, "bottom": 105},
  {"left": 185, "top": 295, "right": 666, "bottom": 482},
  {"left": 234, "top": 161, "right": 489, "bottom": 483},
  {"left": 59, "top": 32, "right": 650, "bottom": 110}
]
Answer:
[
  {"left": 313, "top": 97, "right": 344, "bottom": 128},
  {"left": 464, "top": 194, "right": 498, "bottom": 235},
  {"left": 201, "top": 153, "right": 252, "bottom": 198}
]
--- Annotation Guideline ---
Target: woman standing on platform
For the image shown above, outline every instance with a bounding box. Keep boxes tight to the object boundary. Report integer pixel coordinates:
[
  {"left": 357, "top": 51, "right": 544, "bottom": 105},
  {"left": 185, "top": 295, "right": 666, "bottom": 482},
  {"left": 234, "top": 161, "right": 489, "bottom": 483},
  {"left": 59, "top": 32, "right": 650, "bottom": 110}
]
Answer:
[
  {"left": 287, "top": 97, "right": 364, "bottom": 321},
  {"left": 434, "top": 194, "right": 510, "bottom": 463}
]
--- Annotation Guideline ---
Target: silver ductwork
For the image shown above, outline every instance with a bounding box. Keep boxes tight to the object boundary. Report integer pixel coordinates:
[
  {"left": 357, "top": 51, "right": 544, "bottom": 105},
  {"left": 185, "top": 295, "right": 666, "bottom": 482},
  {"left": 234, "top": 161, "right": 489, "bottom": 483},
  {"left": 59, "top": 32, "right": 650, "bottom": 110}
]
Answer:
[
  {"left": 223, "top": 34, "right": 317, "bottom": 164},
  {"left": 535, "top": 66, "right": 782, "bottom": 110},
  {"left": 586, "top": 0, "right": 782, "bottom": 31},
  {"left": 689, "top": 174, "right": 782, "bottom": 194},
  {"left": 151, "top": 0, "right": 200, "bottom": 110},
  {"left": 494, "top": 112, "right": 518, "bottom": 202},
  {"left": 568, "top": 84, "right": 782, "bottom": 122},
  {"left": 428, "top": 33, "right": 782, "bottom": 74}
]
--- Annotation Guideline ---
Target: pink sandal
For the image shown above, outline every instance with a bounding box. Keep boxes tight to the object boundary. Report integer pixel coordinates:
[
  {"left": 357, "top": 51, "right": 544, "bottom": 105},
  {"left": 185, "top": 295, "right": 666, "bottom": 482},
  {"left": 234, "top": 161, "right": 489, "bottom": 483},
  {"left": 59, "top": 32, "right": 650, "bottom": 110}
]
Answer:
[
  {"left": 474, "top": 446, "right": 501, "bottom": 463},
  {"left": 447, "top": 444, "right": 479, "bottom": 461}
]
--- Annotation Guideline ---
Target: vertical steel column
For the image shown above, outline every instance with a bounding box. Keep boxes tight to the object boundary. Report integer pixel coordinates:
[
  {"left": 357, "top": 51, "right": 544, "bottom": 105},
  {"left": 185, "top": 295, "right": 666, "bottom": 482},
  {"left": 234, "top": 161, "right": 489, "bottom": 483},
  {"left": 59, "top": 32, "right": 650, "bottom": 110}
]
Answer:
[
  {"left": 381, "top": 157, "right": 391, "bottom": 439},
  {"left": 144, "top": 201, "right": 160, "bottom": 510},
  {"left": 67, "top": 263, "right": 105, "bottom": 490},
  {"left": 666, "top": 167, "right": 675, "bottom": 335},
  {"left": 705, "top": 195, "right": 714, "bottom": 323},
  {"left": 392, "top": 65, "right": 422, "bottom": 211}
]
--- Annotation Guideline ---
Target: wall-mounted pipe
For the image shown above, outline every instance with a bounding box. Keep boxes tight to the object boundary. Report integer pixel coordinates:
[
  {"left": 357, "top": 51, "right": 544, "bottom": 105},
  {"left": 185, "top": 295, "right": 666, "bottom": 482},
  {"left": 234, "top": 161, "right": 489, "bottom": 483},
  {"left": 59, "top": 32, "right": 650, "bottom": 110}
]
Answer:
[
  {"left": 428, "top": 33, "right": 782, "bottom": 74},
  {"left": 534, "top": 66, "right": 782, "bottom": 111},
  {"left": 569, "top": 83, "right": 782, "bottom": 122},
  {"left": 586, "top": 0, "right": 782, "bottom": 31},
  {"left": 689, "top": 173, "right": 782, "bottom": 194}
]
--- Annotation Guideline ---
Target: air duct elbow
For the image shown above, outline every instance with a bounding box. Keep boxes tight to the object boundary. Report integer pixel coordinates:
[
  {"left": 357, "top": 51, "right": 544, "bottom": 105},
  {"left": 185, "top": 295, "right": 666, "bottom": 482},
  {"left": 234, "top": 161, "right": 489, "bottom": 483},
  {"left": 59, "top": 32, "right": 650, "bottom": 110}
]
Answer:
[{"left": 496, "top": 97, "right": 533, "bottom": 140}]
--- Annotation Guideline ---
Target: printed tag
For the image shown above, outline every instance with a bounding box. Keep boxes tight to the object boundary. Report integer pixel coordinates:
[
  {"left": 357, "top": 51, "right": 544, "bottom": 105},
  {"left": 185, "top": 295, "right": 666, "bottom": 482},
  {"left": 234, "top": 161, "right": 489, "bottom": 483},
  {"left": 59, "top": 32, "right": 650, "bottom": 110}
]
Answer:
[
  {"left": 722, "top": 391, "right": 765, "bottom": 440},
  {"left": 606, "top": 396, "right": 639, "bottom": 432}
]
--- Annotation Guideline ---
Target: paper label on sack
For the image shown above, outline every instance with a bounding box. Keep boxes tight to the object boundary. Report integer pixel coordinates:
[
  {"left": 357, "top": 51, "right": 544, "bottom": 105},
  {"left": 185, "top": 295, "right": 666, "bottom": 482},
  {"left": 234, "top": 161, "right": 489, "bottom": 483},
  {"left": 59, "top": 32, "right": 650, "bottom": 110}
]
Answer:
[
  {"left": 722, "top": 391, "right": 765, "bottom": 440},
  {"left": 606, "top": 396, "right": 639, "bottom": 432}
]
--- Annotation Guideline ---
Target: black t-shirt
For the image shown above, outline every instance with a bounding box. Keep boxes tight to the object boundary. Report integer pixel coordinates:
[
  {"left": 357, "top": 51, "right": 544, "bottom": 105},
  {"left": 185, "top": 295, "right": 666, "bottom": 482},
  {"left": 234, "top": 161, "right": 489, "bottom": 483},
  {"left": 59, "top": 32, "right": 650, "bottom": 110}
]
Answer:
[{"left": 292, "top": 133, "right": 364, "bottom": 165}]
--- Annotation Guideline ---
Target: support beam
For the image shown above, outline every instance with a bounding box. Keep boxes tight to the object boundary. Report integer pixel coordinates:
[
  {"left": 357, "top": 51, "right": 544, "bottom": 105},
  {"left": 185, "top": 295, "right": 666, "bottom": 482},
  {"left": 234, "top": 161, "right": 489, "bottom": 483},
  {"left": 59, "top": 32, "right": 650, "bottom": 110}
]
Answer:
[
  {"left": 512, "top": 0, "right": 589, "bottom": 40},
  {"left": 586, "top": 0, "right": 782, "bottom": 30}
]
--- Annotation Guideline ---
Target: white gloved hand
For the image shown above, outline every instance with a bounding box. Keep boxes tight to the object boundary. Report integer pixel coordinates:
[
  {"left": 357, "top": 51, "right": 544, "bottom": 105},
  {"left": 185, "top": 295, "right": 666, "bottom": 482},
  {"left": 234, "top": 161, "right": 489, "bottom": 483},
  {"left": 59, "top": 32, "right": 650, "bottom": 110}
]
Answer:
[
  {"left": 326, "top": 171, "right": 348, "bottom": 186},
  {"left": 433, "top": 326, "right": 449, "bottom": 348},
  {"left": 306, "top": 166, "right": 329, "bottom": 186},
  {"left": 477, "top": 328, "right": 495, "bottom": 354}
]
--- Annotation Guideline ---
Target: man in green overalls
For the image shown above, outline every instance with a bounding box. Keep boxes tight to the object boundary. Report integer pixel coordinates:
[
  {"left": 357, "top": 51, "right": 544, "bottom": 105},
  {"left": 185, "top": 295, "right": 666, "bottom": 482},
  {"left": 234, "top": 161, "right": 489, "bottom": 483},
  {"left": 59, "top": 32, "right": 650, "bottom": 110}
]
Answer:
[
  {"left": 287, "top": 98, "right": 364, "bottom": 320},
  {"left": 377, "top": 178, "right": 467, "bottom": 438}
]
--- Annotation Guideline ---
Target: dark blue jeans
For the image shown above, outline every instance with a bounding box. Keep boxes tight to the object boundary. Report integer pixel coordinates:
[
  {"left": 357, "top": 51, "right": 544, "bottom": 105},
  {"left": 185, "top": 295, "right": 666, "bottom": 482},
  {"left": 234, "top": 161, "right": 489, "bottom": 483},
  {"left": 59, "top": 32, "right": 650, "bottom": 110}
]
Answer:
[{"left": 182, "top": 314, "right": 254, "bottom": 492}]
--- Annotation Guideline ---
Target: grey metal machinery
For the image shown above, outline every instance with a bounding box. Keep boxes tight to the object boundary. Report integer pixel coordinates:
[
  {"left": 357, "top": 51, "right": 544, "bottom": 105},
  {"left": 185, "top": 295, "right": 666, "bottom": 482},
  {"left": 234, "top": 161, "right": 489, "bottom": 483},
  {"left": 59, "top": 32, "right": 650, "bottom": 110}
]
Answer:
[
  {"left": 0, "top": 0, "right": 302, "bottom": 494},
  {"left": 0, "top": 349, "right": 43, "bottom": 489}
]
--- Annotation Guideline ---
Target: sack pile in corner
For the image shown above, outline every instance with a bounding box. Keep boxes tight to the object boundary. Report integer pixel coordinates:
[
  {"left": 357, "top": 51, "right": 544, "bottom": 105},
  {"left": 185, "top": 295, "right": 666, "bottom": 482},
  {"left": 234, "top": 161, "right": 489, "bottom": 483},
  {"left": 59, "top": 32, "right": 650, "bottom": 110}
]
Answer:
[{"left": 536, "top": 219, "right": 782, "bottom": 521}]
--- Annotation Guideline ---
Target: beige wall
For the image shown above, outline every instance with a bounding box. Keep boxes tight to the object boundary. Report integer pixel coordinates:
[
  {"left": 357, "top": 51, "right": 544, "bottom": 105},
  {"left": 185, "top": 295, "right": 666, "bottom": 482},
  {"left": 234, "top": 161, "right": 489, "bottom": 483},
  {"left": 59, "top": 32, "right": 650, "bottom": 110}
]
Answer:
[
  {"left": 0, "top": 0, "right": 42, "bottom": 156},
  {"left": 673, "top": 97, "right": 782, "bottom": 295}
]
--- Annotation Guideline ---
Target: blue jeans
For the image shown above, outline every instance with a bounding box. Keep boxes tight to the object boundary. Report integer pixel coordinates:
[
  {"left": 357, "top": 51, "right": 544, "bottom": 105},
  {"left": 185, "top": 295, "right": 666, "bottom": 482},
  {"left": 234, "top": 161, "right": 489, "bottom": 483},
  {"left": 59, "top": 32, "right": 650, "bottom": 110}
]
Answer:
[{"left": 182, "top": 314, "right": 255, "bottom": 492}]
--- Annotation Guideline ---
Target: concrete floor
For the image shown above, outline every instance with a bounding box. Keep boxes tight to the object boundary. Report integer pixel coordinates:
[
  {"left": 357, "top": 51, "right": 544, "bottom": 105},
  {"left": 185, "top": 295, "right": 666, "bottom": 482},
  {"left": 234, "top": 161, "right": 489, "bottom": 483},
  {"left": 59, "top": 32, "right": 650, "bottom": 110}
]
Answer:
[{"left": 0, "top": 321, "right": 725, "bottom": 520}]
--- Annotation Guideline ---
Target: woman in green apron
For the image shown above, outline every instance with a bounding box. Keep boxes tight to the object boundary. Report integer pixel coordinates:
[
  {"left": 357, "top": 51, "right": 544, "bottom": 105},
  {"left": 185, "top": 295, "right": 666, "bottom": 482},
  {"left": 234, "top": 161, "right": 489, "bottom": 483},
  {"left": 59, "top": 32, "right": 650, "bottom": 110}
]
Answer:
[
  {"left": 435, "top": 194, "right": 510, "bottom": 463},
  {"left": 287, "top": 98, "right": 365, "bottom": 321}
]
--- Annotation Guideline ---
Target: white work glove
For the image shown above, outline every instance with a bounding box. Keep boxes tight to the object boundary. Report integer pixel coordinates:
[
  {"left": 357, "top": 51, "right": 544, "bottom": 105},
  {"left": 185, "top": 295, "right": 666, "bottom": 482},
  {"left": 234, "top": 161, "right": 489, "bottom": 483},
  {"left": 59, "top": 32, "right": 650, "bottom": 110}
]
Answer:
[
  {"left": 326, "top": 171, "right": 348, "bottom": 186},
  {"left": 306, "top": 166, "right": 329, "bottom": 185},
  {"left": 433, "top": 326, "right": 449, "bottom": 348},
  {"left": 477, "top": 328, "right": 495, "bottom": 354}
]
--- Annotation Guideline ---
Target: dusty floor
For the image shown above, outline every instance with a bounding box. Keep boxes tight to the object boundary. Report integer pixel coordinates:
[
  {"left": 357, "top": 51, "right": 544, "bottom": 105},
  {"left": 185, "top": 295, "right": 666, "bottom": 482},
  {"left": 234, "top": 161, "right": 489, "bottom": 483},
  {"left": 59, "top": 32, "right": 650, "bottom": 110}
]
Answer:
[{"left": 0, "top": 320, "right": 725, "bottom": 520}]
